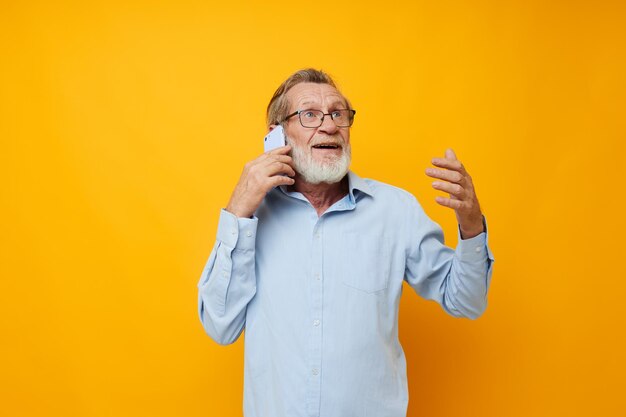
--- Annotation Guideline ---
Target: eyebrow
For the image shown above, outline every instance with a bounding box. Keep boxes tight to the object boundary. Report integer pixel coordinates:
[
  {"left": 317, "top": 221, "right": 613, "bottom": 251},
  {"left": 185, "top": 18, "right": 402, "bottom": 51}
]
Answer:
[{"left": 299, "top": 99, "right": 348, "bottom": 109}]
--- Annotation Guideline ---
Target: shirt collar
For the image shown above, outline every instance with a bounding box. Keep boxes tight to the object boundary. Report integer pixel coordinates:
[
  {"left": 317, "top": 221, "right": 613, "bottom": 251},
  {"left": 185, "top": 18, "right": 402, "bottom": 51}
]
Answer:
[
  {"left": 347, "top": 171, "right": 374, "bottom": 203},
  {"left": 277, "top": 170, "right": 374, "bottom": 204}
]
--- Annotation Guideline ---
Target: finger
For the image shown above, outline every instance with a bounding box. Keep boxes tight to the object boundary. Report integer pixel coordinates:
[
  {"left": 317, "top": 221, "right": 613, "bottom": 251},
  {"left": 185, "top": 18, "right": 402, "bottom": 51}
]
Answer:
[
  {"left": 431, "top": 157, "right": 465, "bottom": 173},
  {"left": 435, "top": 196, "right": 462, "bottom": 209},
  {"left": 247, "top": 157, "right": 294, "bottom": 180},
  {"left": 425, "top": 167, "right": 464, "bottom": 184},
  {"left": 266, "top": 144, "right": 292, "bottom": 155},
  {"left": 445, "top": 148, "right": 457, "bottom": 160},
  {"left": 275, "top": 154, "right": 294, "bottom": 165},
  {"left": 432, "top": 181, "right": 464, "bottom": 198},
  {"left": 270, "top": 174, "right": 295, "bottom": 187},
  {"left": 265, "top": 161, "right": 296, "bottom": 177},
  {"left": 263, "top": 153, "right": 294, "bottom": 167},
  {"left": 253, "top": 153, "right": 294, "bottom": 172}
]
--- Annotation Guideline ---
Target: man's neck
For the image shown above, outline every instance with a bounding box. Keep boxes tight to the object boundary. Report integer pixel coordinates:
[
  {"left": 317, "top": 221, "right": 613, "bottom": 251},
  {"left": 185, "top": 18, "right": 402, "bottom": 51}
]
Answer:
[{"left": 291, "top": 175, "right": 349, "bottom": 217}]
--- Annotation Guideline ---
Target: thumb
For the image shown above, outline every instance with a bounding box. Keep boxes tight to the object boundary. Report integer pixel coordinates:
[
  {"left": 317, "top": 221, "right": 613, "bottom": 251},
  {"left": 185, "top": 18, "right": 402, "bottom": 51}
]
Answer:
[{"left": 445, "top": 148, "right": 457, "bottom": 160}]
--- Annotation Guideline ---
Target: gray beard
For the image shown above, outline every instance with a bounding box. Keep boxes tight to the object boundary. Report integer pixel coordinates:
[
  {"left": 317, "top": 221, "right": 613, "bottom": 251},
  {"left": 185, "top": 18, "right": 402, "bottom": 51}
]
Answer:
[{"left": 287, "top": 137, "right": 351, "bottom": 185}]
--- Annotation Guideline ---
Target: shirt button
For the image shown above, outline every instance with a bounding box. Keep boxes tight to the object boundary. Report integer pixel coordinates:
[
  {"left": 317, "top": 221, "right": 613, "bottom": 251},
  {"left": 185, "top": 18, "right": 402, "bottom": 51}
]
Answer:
[
  {"left": 231, "top": 229, "right": 236, "bottom": 235},
  {"left": 475, "top": 246, "right": 481, "bottom": 253},
  {"left": 314, "top": 273, "right": 320, "bottom": 280},
  {"left": 312, "top": 369, "right": 319, "bottom": 375},
  {"left": 315, "top": 233, "right": 321, "bottom": 239},
  {"left": 246, "top": 231, "right": 252, "bottom": 237},
  {"left": 222, "top": 271, "right": 228, "bottom": 278},
  {"left": 313, "top": 320, "right": 320, "bottom": 326}
]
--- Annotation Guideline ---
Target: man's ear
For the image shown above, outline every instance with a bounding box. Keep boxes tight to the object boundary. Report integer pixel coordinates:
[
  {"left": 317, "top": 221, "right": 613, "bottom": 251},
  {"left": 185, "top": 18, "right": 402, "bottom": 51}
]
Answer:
[{"left": 268, "top": 124, "right": 277, "bottom": 133}]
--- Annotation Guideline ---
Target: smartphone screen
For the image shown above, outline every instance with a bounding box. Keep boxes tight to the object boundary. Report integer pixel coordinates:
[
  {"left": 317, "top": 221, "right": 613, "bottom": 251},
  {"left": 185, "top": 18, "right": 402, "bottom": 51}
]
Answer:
[{"left": 264, "top": 125, "right": 286, "bottom": 152}]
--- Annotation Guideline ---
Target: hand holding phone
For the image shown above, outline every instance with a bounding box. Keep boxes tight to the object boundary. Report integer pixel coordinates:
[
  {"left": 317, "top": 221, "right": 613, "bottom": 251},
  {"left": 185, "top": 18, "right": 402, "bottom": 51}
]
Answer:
[
  {"left": 264, "top": 125, "right": 286, "bottom": 152},
  {"left": 226, "top": 133, "right": 295, "bottom": 218}
]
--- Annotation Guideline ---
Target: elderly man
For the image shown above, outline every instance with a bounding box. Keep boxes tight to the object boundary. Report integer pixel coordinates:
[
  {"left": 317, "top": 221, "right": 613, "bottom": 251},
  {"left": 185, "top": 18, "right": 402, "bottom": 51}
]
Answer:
[{"left": 198, "top": 68, "right": 494, "bottom": 417}]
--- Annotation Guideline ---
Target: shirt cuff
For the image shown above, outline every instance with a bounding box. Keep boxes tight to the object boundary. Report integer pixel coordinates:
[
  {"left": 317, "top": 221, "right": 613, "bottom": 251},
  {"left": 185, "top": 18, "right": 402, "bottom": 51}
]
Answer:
[
  {"left": 455, "top": 232, "right": 488, "bottom": 261},
  {"left": 216, "top": 209, "right": 258, "bottom": 251},
  {"left": 455, "top": 217, "right": 494, "bottom": 262}
]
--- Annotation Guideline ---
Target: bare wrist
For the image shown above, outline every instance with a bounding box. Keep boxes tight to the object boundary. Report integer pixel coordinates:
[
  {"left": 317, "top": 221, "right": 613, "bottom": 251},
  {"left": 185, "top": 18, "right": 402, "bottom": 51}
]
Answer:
[
  {"left": 225, "top": 204, "right": 252, "bottom": 219},
  {"left": 459, "top": 215, "right": 486, "bottom": 239}
]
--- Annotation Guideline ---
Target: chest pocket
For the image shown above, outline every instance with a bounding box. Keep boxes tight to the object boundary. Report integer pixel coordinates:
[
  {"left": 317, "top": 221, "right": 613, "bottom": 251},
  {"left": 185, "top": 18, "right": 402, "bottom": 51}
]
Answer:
[{"left": 340, "top": 231, "right": 390, "bottom": 293}]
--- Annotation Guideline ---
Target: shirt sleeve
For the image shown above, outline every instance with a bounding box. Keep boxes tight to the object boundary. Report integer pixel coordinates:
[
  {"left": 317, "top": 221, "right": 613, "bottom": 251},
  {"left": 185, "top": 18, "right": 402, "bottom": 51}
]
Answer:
[
  {"left": 197, "top": 209, "right": 258, "bottom": 344},
  {"left": 404, "top": 198, "right": 495, "bottom": 319}
]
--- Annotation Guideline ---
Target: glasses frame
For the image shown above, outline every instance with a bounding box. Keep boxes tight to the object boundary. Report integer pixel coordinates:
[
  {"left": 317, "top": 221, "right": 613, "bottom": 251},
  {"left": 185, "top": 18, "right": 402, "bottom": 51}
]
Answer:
[{"left": 283, "top": 109, "right": 356, "bottom": 128}]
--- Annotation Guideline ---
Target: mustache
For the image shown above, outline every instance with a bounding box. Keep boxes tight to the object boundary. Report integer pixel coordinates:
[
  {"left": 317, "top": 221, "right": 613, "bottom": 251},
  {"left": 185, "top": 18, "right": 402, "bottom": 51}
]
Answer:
[
  {"left": 308, "top": 136, "right": 346, "bottom": 147},
  {"left": 285, "top": 135, "right": 349, "bottom": 151}
]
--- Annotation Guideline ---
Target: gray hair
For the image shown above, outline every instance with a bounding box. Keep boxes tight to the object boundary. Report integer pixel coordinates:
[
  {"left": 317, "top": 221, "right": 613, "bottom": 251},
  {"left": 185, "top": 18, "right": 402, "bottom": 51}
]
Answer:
[{"left": 266, "top": 68, "right": 351, "bottom": 128}]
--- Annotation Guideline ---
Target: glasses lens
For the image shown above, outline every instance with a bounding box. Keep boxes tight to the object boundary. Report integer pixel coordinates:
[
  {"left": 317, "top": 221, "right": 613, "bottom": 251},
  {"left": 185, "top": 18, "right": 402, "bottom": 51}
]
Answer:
[
  {"left": 332, "top": 110, "right": 353, "bottom": 127},
  {"left": 299, "top": 110, "right": 323, "bottom": 127}
]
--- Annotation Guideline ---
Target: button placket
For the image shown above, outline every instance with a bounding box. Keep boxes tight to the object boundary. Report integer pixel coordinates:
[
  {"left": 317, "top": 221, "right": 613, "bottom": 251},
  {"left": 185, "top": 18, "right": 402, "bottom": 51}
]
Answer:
[{"left": 306, "top": 221, "right": 324, "bottom": 416}]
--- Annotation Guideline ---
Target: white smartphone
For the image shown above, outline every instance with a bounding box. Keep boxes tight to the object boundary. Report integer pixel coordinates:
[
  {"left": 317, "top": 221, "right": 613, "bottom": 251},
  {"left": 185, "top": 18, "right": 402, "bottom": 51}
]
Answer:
[{"left": 264, "top": 125, "right": 286, "bottom": 152}]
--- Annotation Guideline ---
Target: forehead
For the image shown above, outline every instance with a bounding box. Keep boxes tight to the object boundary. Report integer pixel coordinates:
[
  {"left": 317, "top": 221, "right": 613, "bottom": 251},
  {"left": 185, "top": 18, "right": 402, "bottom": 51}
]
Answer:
[{"left": 286, "top": 82, "right": 347, "bottom": 109}]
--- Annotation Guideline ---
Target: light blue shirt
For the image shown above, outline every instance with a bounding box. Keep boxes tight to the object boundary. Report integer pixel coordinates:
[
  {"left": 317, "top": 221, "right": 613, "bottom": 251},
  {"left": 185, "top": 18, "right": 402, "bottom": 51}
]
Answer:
[{"left": 198, "top": 171, "right": 494, "bottom": 417}]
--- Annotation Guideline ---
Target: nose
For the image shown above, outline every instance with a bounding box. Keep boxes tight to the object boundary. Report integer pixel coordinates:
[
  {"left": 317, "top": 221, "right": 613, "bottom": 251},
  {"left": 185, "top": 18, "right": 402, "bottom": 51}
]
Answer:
[{"left": 318, "top": 113, "right": 339, "bottom": 135}]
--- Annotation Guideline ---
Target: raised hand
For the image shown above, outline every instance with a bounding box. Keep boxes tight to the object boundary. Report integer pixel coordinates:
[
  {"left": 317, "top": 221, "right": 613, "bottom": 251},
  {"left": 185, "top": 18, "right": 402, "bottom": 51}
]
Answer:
[
  {"left": 425, "top": 149, "right": 484, "bottom": 239},
  {"left": 226, "top": 145, "right": 296, "bottom": 218}
]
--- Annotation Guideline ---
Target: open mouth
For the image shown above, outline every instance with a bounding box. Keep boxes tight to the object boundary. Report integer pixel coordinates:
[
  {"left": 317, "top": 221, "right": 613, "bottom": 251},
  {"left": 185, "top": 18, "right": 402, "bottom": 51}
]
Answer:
[{"left": 312, "top": 144, "right": 341, "bottom": 149}]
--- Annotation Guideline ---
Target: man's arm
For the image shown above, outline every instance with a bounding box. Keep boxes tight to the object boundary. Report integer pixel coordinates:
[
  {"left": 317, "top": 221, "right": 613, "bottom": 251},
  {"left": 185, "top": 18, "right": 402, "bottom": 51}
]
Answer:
[
  {"left": 404, "top": 204, "right": 494, "bottom": 319},
  {"left": 404, "top": 149, "right": 494, "bottom": 319},
  {"left": 197, "top": 210, "right": 258, "bottom": 345},
  {"left": 197, "top": 145, "right": 295, "bottom": 345}
]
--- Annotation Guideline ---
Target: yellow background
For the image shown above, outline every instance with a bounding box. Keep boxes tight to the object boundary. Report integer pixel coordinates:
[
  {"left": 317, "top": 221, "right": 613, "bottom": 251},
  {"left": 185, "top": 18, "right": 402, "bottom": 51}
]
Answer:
[{"left": 1, "top": 0, "right": 625, "bottom": 416}]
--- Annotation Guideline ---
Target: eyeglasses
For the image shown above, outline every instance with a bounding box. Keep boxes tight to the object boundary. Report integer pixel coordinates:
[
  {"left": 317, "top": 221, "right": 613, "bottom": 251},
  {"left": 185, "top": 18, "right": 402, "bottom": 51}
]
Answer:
[{"left": 283, "top": 109, "right": 356, "bottom": 128}]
